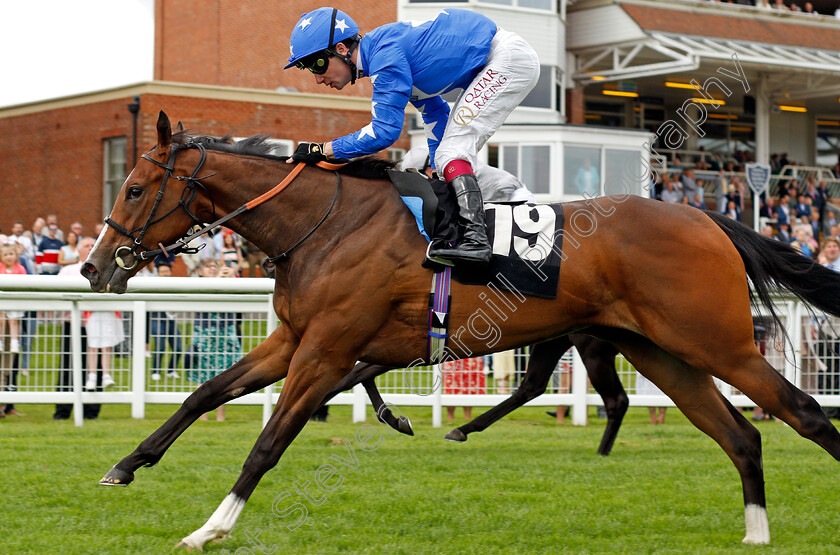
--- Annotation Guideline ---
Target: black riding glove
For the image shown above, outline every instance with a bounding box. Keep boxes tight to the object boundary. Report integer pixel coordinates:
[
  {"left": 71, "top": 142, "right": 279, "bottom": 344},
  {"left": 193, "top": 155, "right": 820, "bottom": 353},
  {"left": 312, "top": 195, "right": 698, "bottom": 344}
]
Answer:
[{"left": 291, "top": 142, "right": 328, "bottom": 164}]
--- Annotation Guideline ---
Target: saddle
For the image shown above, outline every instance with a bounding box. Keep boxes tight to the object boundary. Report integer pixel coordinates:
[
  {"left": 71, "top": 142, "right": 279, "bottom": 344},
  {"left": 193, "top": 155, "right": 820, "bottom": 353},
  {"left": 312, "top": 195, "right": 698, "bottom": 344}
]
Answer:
[{"left": 388, "top": 169, "right": 564, "bottom": 299}]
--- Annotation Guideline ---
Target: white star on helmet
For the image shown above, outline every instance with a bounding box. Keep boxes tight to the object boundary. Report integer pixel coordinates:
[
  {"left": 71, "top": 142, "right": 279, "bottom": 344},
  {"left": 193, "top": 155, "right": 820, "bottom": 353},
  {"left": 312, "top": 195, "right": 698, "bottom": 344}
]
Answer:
[
  {"left": 334, "top": 18, "right": 349, "bottom": 33},
  {"left": 299, "top": 17, "right": 312, "bottom": 30}
]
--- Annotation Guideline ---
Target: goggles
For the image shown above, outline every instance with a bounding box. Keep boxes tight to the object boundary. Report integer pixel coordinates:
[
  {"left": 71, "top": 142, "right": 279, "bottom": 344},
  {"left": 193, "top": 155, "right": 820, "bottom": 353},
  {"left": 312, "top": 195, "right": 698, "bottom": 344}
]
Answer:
[{"left": 295, "top": 51, "right": 331, "bottom": 75}]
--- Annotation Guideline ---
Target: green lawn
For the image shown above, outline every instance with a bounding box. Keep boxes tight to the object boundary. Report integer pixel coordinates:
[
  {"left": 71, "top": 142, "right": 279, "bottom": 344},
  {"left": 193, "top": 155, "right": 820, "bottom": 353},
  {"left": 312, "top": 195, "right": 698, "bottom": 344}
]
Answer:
[{"left": 2, "top": 403, "right": 839, "bottom": 554}]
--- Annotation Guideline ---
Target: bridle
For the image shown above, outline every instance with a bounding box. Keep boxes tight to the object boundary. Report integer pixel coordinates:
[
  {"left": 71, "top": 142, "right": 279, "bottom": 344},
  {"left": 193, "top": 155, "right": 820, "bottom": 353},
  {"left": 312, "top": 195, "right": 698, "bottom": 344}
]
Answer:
[{"left": 104, "top": 141, "right": 340, "bottom": 271}]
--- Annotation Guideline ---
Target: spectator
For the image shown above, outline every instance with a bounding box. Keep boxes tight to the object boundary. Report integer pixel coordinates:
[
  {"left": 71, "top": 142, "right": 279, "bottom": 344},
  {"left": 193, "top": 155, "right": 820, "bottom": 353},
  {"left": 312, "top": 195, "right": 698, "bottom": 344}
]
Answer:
[
  {"left": 723, "top": 199, "right": 741, "bottom": 221},
  {"left": 776, "top": 222, "right": 793, "bottom": 243},
  {"left": 28, "top": 217, "right": 46, "bottom": 249},
  {"left": 777, "top": 194, "right": 792, "bottom": 227},
  {"left": 36, "top": 223, "right": 63, "bottom": 275},
  {"left": 219, "top": 230, "right": 244, "bottom": 276},
  {"left": 816, "top": 238, "right": 840, "bottom": 417},
  {"left": 794, "top": 195, "right": 813, "bottom": 218},
  {"left": 791, "top": 225, "right": 818, "bottom": 258},
  {"left": 189, "top": 258, "right": 241, "bottom": 422},
  {"left": 575, "top": 157, "right": 599, "bottom": 197},
  {"left": 679, "top": 168, "right": 700, "bottom": 199},
  {"left": 690, "top": 192, "right": 707, "bottom": 210},
  {"left": 443, "top": 357, "right": 486, "bottom": 421},
  {"left": 46, "top": 214, "right": 64, "bottom": 242},
  {"left": 55, "top": 237, "right": 104, "bottom": 420},
  {"left": 0, "top": 244, "right": 26, "bottom": 354},
  {"left": 70, "top": 221, "right": 85, "bottom": 241},
  {"left": 149, "top": 261, "right": 183, "bottom": 382},
  {"left": 7, "top": 221, "right": 34, "bottom": 271},
  {"left": 759, "top": 196, "right": 778, "bottom": 219},
  {"left": 82, "top": 306, "right": 121, "bottom": 391},
  {"left": 58, "top": 231, "right": 80, "bottom": 266},
  {"left": 661, "top": 178, "right": 683, "bottom": 204},
  {"left": 636, "top": 371, "right": 667, "bottom": 424}
]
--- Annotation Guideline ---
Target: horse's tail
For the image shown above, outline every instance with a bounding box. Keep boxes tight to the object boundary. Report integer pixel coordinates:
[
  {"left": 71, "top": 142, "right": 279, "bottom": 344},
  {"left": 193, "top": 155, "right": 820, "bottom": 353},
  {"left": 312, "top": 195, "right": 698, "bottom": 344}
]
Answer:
[{"left": 704, "top": 210, "right": 840, "bottom": 327}]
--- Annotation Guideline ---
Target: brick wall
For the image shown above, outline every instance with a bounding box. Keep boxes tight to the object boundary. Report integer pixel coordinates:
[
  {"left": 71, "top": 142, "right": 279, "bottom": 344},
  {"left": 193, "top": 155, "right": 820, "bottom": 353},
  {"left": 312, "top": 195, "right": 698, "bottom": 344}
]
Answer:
[
  {"left": 0, "top": 92, "right": 408, "bottom": 245},
  {"left": 156, "top": 0, "right": 397, "bottom": 100}
]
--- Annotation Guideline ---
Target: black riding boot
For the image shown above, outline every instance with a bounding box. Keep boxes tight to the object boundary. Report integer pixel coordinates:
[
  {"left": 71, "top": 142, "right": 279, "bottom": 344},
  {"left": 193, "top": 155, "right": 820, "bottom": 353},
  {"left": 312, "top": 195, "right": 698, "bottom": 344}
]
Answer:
[{"left": 429, "top": 173, "right": 492, "bottom": 265}]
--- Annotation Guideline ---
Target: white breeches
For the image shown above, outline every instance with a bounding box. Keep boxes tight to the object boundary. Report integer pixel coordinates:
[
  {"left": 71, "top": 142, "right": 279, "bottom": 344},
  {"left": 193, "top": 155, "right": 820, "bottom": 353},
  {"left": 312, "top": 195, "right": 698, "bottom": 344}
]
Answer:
[{"left": 434, "top": 29, "right": 540, "bottom": 172}]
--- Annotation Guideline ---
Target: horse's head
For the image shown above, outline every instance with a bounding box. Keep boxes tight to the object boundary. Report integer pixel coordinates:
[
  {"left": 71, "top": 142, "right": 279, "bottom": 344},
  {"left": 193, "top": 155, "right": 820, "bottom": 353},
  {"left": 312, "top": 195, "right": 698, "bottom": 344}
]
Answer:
[{"left": 82, "top": 111, "right": 201, "bottom": 293}]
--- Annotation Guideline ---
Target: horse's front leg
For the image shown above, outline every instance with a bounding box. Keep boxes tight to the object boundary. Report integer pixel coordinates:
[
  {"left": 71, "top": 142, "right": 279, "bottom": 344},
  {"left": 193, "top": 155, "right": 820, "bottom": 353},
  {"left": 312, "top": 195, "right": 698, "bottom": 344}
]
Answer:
[
  {"left": 318, "top": 362, "right": 413, "bottom": 435},
  {"left": 178, "top": 340, "right": 354, "bottom": 550},
  {"left": 100, "top": 324, "right": 299, "bottom": 486}
]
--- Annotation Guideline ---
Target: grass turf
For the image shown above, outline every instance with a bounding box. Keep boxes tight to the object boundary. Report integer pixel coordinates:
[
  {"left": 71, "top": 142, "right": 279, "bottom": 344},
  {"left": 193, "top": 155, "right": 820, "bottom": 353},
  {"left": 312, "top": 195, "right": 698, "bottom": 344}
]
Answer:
[{"left": 2, "top": 403, "right": 839, "bottom": 554}]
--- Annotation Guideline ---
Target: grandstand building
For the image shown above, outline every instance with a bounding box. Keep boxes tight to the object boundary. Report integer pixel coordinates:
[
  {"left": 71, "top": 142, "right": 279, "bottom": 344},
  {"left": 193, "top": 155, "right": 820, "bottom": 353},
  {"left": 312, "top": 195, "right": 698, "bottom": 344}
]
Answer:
[{"left": 2, "top": 0, "right": 839, "bottom": 233}]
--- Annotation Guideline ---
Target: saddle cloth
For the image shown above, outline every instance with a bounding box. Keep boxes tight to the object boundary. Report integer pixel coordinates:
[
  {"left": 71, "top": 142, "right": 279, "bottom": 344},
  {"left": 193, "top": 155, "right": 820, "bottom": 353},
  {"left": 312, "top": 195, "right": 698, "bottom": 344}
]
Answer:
[{"left": 389, "top": 169, "right": 563, "bottom": 299}]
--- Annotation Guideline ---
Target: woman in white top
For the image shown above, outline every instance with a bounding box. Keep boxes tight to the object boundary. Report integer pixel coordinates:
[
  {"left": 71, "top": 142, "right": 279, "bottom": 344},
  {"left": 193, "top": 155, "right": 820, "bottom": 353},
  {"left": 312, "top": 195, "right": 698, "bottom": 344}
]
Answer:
[{"left": 58, "top": 231, "right": 79, "bottom": 266}]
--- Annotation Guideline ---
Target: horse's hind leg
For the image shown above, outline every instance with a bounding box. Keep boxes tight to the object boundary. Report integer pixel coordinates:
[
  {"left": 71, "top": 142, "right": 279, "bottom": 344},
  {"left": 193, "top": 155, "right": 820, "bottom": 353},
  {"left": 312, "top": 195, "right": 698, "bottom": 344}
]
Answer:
[
  {"left": 445, "top": 335, "right": 572, "bottom": 442},
  {"left": 99, "top": 324, "right": 298, "bottom": 486},
  {"left": 574, "top": 335, "right": 628, "bottom": 456},
  {"left": 606, "top": 332, "right": 770, "bottom": 544},
  {"left": 318, "top": 362, "right": 413, "bottom": 435},
  {"left": 712, "top": 351, "right": 840, "bottom": 462}
]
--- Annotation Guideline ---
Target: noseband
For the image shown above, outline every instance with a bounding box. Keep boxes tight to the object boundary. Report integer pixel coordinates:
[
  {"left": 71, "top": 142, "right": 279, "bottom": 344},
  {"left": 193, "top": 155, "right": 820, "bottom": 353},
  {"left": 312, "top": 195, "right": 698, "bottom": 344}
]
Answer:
[{"left": 105, "top": 142, "right": 339, "bottom": 271}]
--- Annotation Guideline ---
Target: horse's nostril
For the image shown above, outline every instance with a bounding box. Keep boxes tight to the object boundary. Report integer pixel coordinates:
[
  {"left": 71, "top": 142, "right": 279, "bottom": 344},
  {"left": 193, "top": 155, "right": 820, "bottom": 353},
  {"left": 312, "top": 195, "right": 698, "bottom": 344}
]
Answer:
[{"left": 81, "top": 262, "right": 98, "bottom": 280}]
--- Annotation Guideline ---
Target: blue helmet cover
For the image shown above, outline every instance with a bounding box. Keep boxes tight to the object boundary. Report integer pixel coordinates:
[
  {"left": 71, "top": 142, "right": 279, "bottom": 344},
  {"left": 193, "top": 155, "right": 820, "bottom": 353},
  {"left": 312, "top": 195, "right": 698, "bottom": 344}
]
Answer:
[{"left": 285, "top": 7, "right": 359, "bottom": 69}]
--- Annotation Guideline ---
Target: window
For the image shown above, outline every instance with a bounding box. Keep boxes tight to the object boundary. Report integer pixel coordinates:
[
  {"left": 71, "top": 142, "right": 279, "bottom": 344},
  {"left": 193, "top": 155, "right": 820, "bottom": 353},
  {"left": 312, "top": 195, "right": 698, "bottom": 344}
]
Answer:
[
  {"left": 604, "top": 149, "right": 643, "bottom": 196},
  {"left": 388, "top": 148, "right": 407, "bottom": 162},
  {"left": 478, "top": 0, "right": 555, "bottom": 9},
  {"left": 492, "top": 143, "right": 551, "bottom": 194},
  {"left": 521, "top": 65, "right": 555, "bottom": 110},
  {"left": 103, "top": 137, "right": 127, "bottom": 217},
  {"left": 564, "top": 146, "right": 601, "bottom": 196}
]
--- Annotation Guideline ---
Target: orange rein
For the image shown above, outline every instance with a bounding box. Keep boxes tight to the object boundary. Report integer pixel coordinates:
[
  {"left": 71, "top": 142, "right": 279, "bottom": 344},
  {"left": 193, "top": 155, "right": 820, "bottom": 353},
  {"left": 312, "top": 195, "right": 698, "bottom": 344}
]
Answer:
[{"left": 244, "top": 161, "right": 346, "bottom": 210}]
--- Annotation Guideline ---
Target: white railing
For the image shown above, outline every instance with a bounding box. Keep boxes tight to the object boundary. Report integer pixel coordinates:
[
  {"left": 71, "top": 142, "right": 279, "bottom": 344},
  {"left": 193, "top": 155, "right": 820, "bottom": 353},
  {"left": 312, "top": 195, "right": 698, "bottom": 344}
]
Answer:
[{"left": 0, "top": 276, "right": 838, "bottom": 428}]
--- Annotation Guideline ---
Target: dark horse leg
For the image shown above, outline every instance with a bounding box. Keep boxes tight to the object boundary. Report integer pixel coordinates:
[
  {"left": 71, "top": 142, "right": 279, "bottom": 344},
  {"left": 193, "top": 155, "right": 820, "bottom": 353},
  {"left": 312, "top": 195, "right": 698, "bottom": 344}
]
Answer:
[
  {"left": 444, "top": 334, "right": 629, "bottom": 455},
  {"left": 444, "top": 336, "right": 572, "bottom": 442},
  {"left": 318, "top": 361, "right": 414, "bottom": 435},
  {"left": 100, "top": 325, "right": 298, "bottom": 486},
  {"left": 577, "top": 336, "right": 628, "bottom": 456}
]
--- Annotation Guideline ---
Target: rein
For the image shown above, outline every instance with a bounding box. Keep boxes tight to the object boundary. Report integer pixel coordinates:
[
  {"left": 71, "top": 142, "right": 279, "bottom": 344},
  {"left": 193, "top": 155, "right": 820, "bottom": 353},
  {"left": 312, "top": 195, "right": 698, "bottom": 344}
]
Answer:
[{"left": 105, "top": 142, "right": 341, "bottom": 270}]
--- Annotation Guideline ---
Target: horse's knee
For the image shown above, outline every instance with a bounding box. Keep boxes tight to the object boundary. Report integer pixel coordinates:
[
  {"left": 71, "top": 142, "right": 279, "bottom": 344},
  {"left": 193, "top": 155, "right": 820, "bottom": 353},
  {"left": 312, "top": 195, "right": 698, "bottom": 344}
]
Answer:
[{"left": 604, "top": 391, "right": 629, "bottom": 419}]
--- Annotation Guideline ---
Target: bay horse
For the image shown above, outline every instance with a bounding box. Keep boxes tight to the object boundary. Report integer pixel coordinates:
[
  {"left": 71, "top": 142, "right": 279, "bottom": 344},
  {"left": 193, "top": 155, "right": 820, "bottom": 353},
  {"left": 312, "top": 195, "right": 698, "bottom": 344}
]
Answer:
[
  {"left": 83, "top": 112, "right": 840, "bottom": 549},
  {"left": 321, "top": 334, "right": 628, "bottom": 455}
]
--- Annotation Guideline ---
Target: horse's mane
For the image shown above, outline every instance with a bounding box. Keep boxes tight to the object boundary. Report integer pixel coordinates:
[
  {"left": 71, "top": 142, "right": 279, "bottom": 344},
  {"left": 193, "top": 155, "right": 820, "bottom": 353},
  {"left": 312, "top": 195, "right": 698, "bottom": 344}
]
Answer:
[{"left": 172, "top": 131, "right": 397, "bottom": 180}]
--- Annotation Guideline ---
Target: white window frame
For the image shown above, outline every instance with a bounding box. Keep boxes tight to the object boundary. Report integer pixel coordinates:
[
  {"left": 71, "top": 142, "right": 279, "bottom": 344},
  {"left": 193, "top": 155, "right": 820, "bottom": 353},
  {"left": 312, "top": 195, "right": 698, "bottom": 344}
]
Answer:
[{"left": 103, "top": 136, "right": 127, "bottom": 218}]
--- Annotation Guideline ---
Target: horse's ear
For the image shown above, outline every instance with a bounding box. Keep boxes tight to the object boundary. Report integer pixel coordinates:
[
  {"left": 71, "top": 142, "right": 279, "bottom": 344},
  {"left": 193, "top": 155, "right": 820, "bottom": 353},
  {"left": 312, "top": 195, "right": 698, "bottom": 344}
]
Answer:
[
  {"left": 175, "top": 121, "right": 184, "bottom": 133},
  {"left": 156, "top": 111, "right": 172, "bottom": 155}
]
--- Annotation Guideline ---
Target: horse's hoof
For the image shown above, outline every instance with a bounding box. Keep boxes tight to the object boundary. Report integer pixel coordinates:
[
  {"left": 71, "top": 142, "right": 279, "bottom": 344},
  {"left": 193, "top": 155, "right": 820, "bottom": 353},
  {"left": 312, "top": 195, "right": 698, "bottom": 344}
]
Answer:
[
  {"left": 444, "top": 428, "right": 467, "bottom": 442},
  {"left": 99, "top": 465, "right": 134, "bottom": 487},
  {"left": 397, "top": 416, "right": 414, "bottom": 436},
  {"left": 175, "top": 540, "right": 199, "bottom": 551}
]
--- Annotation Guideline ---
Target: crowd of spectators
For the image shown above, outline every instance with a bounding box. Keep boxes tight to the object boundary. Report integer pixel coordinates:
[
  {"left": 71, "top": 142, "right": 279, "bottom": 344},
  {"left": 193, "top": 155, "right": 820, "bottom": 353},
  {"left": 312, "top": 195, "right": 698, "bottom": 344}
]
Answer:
[
  {"left": 0, "top": 217, "right": 266, "bottom": 421},
  {"left": 704, "top": 0, "right": 831, "bottom": 16}
]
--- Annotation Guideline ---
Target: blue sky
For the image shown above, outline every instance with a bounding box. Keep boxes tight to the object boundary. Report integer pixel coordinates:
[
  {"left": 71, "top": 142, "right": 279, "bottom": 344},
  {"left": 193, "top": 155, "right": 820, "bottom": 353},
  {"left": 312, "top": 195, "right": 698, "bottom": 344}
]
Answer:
[{"left": 0, "top": 0, "right": 154, "bottom": 108}]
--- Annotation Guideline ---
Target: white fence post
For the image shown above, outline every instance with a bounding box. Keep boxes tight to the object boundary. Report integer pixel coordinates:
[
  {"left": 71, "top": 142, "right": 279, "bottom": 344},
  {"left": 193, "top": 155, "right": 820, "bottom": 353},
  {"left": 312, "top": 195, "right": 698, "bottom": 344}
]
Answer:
[
  {"left": 571, "top": 347, "right": 587, "bottom": 426},
  {"left": 71, "top": 302, "right": 84, "bottom": 427},
  {"left": 786, "top": 300, "right": 803, "bottom": 388},
  {"left": 352, "top": 382, "right": 367, "bottom": 423},
  {"left": 131, "top": 301, "right": 147, "bottom": 419},
  {"left": 432, "top": 364, "right": 442, "bottom": 428},
  {"left": 262, "top": 294, "right": 278, "bottom": 429}
]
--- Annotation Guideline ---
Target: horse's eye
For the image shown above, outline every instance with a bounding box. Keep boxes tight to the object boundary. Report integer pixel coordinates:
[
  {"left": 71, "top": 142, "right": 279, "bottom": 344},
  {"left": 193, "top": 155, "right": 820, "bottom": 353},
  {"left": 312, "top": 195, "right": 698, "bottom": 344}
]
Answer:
[{"left": 127, "top": 187, "right": 143, "bottom": 199}]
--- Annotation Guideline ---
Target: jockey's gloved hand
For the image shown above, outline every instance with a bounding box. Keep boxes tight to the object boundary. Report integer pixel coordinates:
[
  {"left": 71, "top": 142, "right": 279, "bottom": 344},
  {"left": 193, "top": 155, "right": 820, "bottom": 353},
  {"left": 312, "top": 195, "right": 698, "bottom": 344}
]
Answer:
[{"left": 291, "top": 142, "right": 327, "bottom": 164}]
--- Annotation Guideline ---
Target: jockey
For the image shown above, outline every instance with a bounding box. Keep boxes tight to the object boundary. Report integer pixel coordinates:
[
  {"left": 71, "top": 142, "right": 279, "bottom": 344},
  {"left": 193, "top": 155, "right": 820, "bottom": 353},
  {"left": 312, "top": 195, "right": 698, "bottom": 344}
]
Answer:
[{"left": 285, "top": 7, "right": 540, "bottom": 266}]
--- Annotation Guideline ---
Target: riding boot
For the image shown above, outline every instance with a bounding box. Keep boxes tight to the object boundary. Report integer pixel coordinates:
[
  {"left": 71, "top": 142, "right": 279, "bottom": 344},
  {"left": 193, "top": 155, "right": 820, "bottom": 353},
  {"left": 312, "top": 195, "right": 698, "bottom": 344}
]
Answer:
[{"left": 428, "top": 173, "right": 492, "bottom": 265}]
